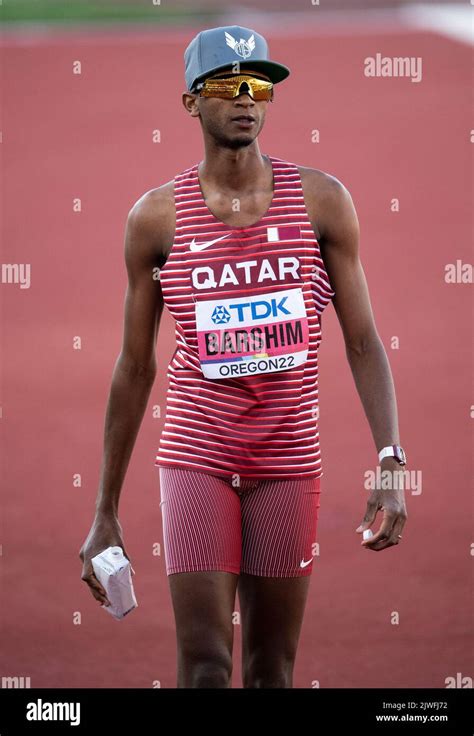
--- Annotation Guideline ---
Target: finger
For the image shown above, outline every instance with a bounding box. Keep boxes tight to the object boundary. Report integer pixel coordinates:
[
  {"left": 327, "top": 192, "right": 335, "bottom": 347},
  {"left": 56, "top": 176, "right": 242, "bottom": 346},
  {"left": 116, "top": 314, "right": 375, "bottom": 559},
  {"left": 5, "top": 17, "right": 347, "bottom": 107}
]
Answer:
[
  {"left": 387, "top": 515, "right": 406, "bottom": 546},
  {"left": 86, "top": 581, "right": 110, "bottom": 606},
  {"left": 83, "top": 577, "right": 109, "bottom": 605},
  {"left": 363, "top": 515, "right": 405, "bottom": 551},
  {"left": 361, "top": 513, "right": 396, "bottom": 548},
  {"left": 356, "top": 498, "right": 381, "bottom": 533},
  {"left": 366, "top": 539, "right": 393, "bottom": 551},
  {"left": 81, "top": 569, "right": 110, "bottom": 605}
]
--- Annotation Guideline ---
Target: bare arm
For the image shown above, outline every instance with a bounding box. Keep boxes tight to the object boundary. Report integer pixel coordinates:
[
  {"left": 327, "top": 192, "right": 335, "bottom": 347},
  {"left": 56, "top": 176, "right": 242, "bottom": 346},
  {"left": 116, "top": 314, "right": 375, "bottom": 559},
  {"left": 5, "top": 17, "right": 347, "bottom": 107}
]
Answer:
[
  {"left": 79, "top": 186, "right": 174, "bottom": 604},
  {"left": 95, "top": 199, "right": 166, "bottom": 515},
  {"left": 302, "top": 169, "right": 407, "bottom": 552},
  {"left": 318, "top": 178, "right": 400, "bottom": 454}
]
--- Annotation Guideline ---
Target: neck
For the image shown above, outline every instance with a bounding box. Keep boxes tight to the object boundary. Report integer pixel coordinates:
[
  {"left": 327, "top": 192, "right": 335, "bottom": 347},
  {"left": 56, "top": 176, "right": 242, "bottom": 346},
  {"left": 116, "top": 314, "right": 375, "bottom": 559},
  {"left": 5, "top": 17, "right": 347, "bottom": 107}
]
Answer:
[{"left": 199, "top": 139, "right": 267, "bottom": 192}]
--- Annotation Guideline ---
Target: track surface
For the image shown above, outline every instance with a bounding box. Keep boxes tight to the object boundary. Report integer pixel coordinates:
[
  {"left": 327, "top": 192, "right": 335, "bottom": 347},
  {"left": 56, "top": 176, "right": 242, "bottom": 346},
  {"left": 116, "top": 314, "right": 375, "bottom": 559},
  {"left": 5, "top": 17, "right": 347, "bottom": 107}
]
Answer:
[{"left": 1, "top": 25, "right": 472, "bottom": 687}]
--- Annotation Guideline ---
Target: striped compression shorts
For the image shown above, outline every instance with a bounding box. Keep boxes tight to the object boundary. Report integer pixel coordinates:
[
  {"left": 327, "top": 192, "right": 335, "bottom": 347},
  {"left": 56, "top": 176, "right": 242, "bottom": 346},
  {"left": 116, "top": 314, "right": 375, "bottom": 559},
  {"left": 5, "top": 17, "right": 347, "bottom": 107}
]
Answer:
[{"left": 158, "top": 467, "right": 322, "bottom": 577}]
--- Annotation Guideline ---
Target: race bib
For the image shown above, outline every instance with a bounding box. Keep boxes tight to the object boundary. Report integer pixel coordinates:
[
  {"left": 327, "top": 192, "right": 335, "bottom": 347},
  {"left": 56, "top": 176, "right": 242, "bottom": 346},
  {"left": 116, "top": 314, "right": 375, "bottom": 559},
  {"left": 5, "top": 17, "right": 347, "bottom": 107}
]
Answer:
[{"left": 195, "top": 287, "right": 309, "bottom": 379}]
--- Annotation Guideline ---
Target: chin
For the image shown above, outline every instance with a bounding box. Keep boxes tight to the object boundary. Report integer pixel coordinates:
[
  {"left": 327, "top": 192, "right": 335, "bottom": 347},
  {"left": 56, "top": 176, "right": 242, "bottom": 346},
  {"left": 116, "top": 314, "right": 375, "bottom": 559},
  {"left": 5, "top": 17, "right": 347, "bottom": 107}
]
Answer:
[{"left": 225, "top": 135, "right": 255, "bottom": 150}]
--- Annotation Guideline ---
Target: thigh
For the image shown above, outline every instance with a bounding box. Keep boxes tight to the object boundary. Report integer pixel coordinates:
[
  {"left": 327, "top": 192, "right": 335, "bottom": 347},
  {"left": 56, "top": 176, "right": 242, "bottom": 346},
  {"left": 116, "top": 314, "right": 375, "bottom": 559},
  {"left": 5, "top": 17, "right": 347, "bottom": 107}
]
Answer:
[
  {"left": 240, "top": 476, "right": 321, "bottom": 578},
  {"left": 238, "top": 573, "right": 312, "bottom": 667},
  {"left": 159, "top": 468, "right": 242, "bottom": 684},
  {"left": 159, "top": 467, "right": 242, "bottom": 575},
  {"left": 169, "top": 570, "right": 239, "bottom": 671},
  {"left": 237, "top": 476, "right": 322, "bottom": 672}
]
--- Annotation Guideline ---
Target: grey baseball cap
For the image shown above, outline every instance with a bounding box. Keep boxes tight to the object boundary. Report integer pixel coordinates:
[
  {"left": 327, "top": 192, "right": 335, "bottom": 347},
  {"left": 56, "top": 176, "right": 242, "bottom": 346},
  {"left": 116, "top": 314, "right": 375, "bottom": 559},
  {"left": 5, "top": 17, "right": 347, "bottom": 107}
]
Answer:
[{"left": 184, "top": 25, "right": 290, "bottom": 92}]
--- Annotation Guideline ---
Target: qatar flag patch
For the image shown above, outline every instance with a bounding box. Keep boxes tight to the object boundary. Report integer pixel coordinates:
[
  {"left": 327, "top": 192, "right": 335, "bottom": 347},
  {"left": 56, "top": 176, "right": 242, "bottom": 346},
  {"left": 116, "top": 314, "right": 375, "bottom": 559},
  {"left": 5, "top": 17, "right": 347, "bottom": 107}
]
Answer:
[{"left": 267, "top": 225, "right": 301, "bottom": 242}]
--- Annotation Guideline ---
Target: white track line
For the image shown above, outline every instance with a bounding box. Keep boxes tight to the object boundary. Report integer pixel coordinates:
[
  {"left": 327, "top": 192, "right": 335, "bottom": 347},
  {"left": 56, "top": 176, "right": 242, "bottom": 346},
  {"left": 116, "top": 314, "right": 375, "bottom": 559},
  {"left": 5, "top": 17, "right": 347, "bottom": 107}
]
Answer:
[
  {"left": 0, "top": 4, "right": 472, "bottom": 46},
  {"left": 401, "top": 3, "right": 474, "bottom": 46}
]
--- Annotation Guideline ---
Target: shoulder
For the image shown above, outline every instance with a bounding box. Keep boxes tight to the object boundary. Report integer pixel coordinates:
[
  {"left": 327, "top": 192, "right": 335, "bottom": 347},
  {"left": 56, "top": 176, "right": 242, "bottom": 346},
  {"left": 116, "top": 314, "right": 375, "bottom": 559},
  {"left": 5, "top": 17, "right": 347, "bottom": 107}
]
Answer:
[
  {"left": 126, "top": 179, "right": 175, "bottom": 266},
  {"left": 296, "top": 165, "right": 358, "bottom": 240},
  {"left": 296, "top": 165, "right": 354, "bottom": 208},
  {"left": 127, "top": 179, "right": 175, "bottom": 234}
]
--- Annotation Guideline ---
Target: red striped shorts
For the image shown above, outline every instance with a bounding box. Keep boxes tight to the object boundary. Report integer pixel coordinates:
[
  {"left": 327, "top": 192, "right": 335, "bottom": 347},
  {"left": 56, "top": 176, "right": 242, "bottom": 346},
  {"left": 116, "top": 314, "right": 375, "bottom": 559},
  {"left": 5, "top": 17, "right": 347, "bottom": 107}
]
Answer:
[{"left": 158, "top": 467, "right": 322, "bottom": 577}]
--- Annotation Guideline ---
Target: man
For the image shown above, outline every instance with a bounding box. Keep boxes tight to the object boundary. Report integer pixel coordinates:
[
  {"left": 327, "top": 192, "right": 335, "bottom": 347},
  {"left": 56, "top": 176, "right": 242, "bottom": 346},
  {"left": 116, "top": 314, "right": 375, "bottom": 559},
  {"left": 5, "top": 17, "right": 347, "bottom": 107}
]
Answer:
[{"left": 79, "top": 26, "right": 408, "bottom": 688}]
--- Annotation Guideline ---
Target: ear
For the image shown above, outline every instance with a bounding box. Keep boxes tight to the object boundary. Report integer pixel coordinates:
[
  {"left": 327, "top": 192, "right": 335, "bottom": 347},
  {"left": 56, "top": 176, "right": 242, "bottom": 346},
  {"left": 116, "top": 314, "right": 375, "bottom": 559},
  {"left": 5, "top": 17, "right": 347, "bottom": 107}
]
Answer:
[{"left": 182, "top": 91, "right": 200, "bottom": 118}]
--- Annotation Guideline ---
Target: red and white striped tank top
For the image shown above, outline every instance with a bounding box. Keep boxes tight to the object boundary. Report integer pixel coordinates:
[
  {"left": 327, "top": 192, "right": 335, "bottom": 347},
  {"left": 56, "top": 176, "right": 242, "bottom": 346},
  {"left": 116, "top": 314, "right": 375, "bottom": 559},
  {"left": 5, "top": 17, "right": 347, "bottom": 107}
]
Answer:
[{"left": 154, "top": 155, "right": 335, "bottom": 480}]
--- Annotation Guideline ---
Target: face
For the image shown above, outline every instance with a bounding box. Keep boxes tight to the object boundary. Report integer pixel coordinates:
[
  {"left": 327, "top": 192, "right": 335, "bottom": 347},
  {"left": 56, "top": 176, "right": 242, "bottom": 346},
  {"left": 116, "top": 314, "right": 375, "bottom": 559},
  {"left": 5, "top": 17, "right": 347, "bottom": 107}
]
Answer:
[{"left": 183, "top": 72, "right": 272, "bottom": 150}]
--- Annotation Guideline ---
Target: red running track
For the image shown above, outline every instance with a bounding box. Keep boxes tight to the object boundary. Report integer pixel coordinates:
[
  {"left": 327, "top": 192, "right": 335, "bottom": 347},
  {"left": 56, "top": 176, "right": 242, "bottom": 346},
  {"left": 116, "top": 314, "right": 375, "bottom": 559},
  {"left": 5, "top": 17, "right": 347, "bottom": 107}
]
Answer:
[{"left": 1, "top": 25, "right": 472, "bottom": 688}]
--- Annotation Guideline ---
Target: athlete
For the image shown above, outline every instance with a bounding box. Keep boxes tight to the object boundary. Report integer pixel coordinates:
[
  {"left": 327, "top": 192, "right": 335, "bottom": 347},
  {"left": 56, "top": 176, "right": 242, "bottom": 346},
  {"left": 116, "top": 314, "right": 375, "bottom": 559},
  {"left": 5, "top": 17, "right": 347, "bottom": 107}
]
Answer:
[{"left": 79, "top": 26, "right": 408, "bottom": 688}]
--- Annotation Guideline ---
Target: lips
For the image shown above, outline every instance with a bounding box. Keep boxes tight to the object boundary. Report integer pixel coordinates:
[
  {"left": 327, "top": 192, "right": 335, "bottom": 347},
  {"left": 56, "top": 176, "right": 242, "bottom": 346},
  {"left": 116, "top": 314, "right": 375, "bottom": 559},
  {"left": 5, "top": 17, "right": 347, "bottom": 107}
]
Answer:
[{"left": 231, "top": 116, "right": 256, "bottom": 128}]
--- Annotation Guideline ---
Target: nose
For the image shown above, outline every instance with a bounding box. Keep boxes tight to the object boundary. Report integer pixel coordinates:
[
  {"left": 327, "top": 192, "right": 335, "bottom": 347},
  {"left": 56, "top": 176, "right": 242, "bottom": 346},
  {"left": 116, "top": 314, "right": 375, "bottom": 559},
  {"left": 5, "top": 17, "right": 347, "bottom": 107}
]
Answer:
[{"left": 233, "top": 92, "right": 255, "bottom": 107}]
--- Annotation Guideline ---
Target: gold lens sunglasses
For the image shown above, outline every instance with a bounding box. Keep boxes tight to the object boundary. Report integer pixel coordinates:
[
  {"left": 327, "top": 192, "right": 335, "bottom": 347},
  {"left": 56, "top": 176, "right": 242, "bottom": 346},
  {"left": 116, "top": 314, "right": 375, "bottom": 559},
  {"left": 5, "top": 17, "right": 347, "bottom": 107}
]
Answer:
[{"left": 194, "top": 72, "right": 274, "bottom": 102}]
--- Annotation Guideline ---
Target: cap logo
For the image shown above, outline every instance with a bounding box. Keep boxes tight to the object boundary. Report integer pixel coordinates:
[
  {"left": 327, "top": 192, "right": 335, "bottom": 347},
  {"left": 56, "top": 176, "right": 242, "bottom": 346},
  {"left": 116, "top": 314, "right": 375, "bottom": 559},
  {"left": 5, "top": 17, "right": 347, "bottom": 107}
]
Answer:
[{"left": 224, "top": 31, "right": 256, "bottom": 60}]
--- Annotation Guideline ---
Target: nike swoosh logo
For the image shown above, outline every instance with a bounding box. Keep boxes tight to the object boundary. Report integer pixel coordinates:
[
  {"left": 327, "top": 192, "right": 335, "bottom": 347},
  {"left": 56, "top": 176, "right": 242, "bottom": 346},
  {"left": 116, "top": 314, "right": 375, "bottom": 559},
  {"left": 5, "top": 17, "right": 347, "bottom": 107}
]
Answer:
[
  {"left": 189, "top": 233, "right": 231, "bottom": 252},
  {"left": 300, "top": 558, "right": 313, "bottom": 568}
]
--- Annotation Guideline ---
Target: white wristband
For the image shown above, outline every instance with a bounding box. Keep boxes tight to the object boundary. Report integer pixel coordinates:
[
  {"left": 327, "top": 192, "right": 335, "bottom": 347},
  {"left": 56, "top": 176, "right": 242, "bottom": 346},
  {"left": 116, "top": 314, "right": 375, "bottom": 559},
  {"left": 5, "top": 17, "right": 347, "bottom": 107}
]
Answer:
[{"left": 378, "top": 445, "right": 406, "bottom": 465}]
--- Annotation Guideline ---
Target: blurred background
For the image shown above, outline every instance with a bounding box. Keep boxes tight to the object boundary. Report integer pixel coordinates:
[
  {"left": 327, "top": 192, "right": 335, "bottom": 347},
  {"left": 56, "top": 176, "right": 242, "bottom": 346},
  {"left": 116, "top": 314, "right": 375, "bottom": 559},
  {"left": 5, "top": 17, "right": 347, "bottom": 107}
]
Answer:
[
  {"left": 1, "top": 0, "right": 472, "bottom": 690},
  {"left": 1, "top": 0, "right": 471, "bottom": 25}
]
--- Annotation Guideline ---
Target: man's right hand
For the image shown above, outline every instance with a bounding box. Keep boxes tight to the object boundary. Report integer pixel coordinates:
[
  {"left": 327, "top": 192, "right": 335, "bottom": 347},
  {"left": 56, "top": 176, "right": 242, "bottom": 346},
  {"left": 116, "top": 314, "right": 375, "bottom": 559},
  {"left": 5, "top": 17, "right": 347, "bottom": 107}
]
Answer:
[{"left": 79, "top": 514, "right": 134, "bottom": 607}]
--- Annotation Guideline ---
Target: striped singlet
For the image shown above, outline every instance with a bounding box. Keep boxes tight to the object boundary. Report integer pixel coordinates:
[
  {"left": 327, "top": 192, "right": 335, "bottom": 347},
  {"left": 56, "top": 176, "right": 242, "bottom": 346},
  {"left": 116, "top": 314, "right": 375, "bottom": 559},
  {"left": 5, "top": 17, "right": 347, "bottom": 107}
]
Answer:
[{"left": 154, "top": 155, "right": 335, "bottom": 480}]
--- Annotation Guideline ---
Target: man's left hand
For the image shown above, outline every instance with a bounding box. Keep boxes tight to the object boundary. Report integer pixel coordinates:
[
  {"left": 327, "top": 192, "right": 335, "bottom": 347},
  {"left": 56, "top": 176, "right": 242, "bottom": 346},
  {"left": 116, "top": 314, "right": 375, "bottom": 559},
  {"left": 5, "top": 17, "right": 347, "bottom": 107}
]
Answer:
[{"left": 356, "top": 458, "right": 408, "bottom": 551}]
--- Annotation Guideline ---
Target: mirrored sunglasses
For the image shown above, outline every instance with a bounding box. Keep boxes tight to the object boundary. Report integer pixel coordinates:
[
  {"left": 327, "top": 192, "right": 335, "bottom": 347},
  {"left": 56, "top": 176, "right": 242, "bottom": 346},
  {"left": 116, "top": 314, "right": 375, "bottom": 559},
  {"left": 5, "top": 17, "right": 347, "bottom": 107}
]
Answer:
[{"left": 195, "top": 74, "right": 274, "bottom": 101}]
